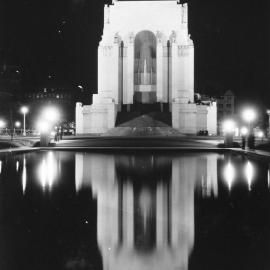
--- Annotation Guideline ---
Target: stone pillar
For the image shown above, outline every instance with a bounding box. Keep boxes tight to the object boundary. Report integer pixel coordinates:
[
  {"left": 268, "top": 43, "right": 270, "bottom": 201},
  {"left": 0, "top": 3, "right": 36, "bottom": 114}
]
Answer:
[
  {"left": 172, "top": 102, "right": 197, "bottom": 134},
  {"left": 187, "top": 43, "right": 194, "bottom": 103},
  {"left": 170, "top": 37, "right": 178, "bottom": 101},
  {"left": 156, "top": 34, "right": 164, "bottom": 103},
  {"left": 196, "top": 105, "right": 208, "bottom": 133},
  {"left": 112, "top": 42, "right": 121, "bottom": 104},
  {"left": 123, "top": 34, "right": 134, "bottom": 105},
  {"left": 98, "top": 36, "right": 121, "bottom": 104},
  {"left": 178, "top": 43, "right": 194, "bottom": 103},
  {"left": 75, "top": 102, "right": 83, "bottom": 134}
]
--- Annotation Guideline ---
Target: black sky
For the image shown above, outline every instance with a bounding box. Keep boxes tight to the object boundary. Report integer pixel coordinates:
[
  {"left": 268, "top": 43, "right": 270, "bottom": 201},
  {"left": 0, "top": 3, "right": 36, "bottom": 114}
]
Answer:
[{"left": 0, "top": 0, "right": 269, "bottom": 106}]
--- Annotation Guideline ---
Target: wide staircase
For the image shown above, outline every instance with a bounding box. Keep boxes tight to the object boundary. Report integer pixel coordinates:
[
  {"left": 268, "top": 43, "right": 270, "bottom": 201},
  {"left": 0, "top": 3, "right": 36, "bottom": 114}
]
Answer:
[{"left": 104, "top": 104, "right": 183, "bottom": 136}]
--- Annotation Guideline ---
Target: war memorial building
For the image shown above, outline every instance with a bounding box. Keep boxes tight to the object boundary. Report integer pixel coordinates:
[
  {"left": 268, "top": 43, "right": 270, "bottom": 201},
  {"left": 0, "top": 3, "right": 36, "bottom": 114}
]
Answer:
[{"left": 76, "top": 0, "right": 217, "bottom": 134}]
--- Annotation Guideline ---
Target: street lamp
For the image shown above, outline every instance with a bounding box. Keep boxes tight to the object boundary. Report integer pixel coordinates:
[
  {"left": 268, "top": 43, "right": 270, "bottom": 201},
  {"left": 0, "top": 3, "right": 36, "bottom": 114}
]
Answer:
[
  {"left": 38, "top": 107, "right": 60, "bottom": 147},
  {"left": 42, "top": 107, "right": 60, "bottom": 122},
  {"left": 15, "top": 121, "right": 21, "bottom": 128},
  {"left": 0, "top": 120, "right": 6, "bottom": 136},
  {"left": 267, "top": 110, "right": 270, "bottom": 138},
  {"left": 242, "top": 108, "right": 256, "bottom": 149},
  {"left": 0, "top": 120, "right": 6, "bottom": 129},
  {"left": 223, "top": 119, "right": 236, "bottom": 147},
  {"left": 240, "top": 127, "right": 248, "bottom": 136},
  {"left": 223, "top": 119, "right": 236, "bottom": 134},
  {"left": 242, "top": 108, "right": 256, "bottom": 129},
  {"left": 21, "top": 106, "right": 29, "bottom": 136},
  {"left": 37, "top": 121, "right": 49, "bottom": 133}
]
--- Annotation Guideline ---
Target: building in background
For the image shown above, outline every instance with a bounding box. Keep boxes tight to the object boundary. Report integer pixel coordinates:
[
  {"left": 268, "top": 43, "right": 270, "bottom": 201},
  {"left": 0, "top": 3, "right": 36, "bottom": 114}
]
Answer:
[
  {"left": 19, "top": 85, "right": 88, "bottom": 128},
  {"left": 0, "top": 64, "right": 22, "bottom": 125}
]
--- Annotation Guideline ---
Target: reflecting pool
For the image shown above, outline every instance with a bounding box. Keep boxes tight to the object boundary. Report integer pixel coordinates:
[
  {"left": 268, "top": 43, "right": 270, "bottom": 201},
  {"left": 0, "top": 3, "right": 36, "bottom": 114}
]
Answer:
[{"left": 0, "top": 151, "right": 270, "bottom": 270}]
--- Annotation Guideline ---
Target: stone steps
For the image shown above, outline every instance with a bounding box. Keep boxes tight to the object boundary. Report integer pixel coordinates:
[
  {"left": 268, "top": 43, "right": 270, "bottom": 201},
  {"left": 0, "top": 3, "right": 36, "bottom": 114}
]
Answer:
[
  {"left": 104, "top": 126, "right": 182, "bottom": 137},
  {"left": 105, "top": 113, "right": 180, "bottom": 136},
  {"left": 116, "top": 111, "right": 172, "bottom": 127}
]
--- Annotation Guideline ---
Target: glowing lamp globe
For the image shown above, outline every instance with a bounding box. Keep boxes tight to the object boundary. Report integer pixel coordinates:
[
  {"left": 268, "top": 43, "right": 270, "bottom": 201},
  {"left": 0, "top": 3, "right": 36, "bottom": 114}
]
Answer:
[
  {"left": 240, "top": 127, "right": 248, "bottom": 136},
  {"left": 242, "top": 108, "right": 256, "bottom": 123},
  {"left": 223, "top": 120, "right": 236, "bottom": 134},
  {"left": 15, "top": 121, "right": 21, "bottom": 128},
  {"left": 21, "top": 107, "right": 29, "bottom": 114}
]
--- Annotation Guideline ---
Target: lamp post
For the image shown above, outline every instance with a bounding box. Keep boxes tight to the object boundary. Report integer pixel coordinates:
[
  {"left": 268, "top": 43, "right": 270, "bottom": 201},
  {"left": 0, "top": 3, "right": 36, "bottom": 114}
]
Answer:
[
  {"left": 267, "top": 110, "right": 270, "bottom": 138},
  {"left": 21, "top": 107, "right": 29, "bottom": 136},
  {"left": 14, "top": 121, "right": 21, "bottom": 136},
  {"left": 242, "top": 108, "right": 256, "bottom": 149},
  {"left": 223, "top": 119, "right": 236, "bottom": 148},
  {"left": 38, "top": 107, "right": 60, "bottom": 147}
]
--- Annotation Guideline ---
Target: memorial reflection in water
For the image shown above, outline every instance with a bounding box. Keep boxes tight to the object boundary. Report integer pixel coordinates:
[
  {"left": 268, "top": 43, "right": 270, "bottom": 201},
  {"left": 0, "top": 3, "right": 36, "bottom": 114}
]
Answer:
[
  {"left": 1, "top": 151, "right": 269, "bottom": 270},
  {"left": 75, "top": 153, "right": 219, "bottom": 270}
]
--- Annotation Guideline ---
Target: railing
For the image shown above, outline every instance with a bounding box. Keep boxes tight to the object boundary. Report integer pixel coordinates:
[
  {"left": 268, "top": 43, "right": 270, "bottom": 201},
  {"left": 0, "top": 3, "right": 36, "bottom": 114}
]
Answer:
[{"left": 0, "top": 129, "right": 39, "bottom": 137}]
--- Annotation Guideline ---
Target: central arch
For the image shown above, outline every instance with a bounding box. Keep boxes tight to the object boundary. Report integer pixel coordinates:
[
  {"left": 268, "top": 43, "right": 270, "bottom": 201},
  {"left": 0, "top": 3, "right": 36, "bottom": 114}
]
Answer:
[{"left": 134, "top": 31, "right": 157, "bottom": 104}]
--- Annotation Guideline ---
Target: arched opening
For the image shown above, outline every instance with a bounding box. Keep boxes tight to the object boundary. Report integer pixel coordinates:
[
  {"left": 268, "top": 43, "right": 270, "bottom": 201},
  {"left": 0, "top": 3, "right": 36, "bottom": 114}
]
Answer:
[{"left": 134, "top": 31, "right": 157, "bottom": 104}]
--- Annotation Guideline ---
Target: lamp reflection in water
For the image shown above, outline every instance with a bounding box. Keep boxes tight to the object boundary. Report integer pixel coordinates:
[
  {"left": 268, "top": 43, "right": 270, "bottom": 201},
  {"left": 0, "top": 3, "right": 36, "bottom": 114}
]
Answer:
[
  {"left": 223, "top": 161, "right": 235, "bottom": 191},
  {"left": 245, "top": 161, "right": 254, "bottom": 191},
  {"left": 16, "top": 161, "right": 20, "bottom": 172},
  {"left": 75, "top": 153, "right": 219, "bottom": 270},
  {"left": 268, "top": 166, "right": 270, "bottom": 189},
  {"left": 22, "top": 156, "right": 27, "bottom": 194},
  {"left": 37, "top": 152, "right": 58, "bottom": 190},
  {"left": 0, "top": 160, "right": 2, "bottom": 175}
]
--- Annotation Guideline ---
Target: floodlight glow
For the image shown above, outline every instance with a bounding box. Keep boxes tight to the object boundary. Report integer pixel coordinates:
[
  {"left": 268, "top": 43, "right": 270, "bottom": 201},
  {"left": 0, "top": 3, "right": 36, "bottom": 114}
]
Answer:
[
  {"left": 242, "top": 108, "right": 256, "bottom": 123},
  {"left": 0, "top": 120, "right": 5, "bottom": 128},
  {"left": 21, "top": 106, "right": 29, "bottom": 114},
  {"left": 37, "top": 121, "right": 49, "bottom": 133},
  {"left": 240, "top": 127, "right": 248, "bottom": 136},
  {"left": 42, "top": 107, "right": 60, "bottom": 122},
  {"left": 223, "top": 120, "right": 236, "bottom": 133}
]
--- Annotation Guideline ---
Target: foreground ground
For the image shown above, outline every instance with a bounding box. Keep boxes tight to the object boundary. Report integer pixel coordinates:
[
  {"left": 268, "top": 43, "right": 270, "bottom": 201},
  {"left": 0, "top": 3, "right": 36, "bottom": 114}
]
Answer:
[{"left": 0, "top": 134, "right": 268, "bottom": 149}]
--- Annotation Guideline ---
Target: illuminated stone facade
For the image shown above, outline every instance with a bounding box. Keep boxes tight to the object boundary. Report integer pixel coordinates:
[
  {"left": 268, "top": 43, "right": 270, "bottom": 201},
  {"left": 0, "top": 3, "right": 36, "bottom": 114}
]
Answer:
[{"left": 76, "top": 0, "right": 216, "bottom": 134}]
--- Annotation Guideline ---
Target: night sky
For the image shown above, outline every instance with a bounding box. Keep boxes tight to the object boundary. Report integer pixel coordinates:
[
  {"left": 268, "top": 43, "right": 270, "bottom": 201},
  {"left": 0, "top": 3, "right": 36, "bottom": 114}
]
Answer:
[{"left": 0, "top": 0, "right": 269, "bottom": 106}]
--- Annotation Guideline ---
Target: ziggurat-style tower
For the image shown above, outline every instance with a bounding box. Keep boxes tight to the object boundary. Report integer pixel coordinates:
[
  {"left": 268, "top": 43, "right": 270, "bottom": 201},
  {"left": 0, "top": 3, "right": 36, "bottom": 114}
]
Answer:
[{"left": 76, "top": 0, "right": 216, "bottom": 134}]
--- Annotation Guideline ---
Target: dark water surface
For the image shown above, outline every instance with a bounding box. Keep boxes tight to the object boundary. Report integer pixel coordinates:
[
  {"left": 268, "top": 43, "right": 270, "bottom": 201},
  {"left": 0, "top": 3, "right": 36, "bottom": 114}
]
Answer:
[{"left": 0, "top": 151, "right": 270, "bottom": 270}]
